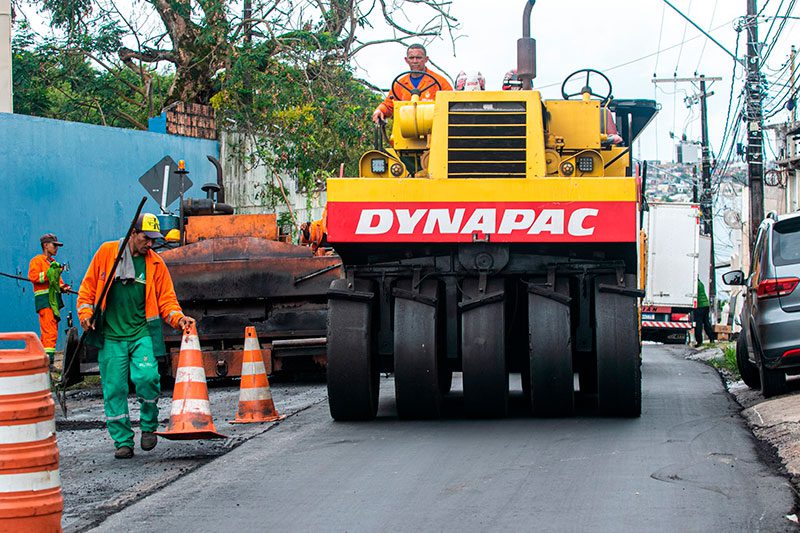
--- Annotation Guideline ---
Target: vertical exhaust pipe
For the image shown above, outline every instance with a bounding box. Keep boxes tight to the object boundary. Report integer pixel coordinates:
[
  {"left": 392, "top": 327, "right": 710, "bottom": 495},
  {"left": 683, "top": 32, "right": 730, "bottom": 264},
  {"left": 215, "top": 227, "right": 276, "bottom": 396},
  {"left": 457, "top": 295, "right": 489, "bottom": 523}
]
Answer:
[{"left": 517, "top": 0, "right": 537, "bottom": 90}]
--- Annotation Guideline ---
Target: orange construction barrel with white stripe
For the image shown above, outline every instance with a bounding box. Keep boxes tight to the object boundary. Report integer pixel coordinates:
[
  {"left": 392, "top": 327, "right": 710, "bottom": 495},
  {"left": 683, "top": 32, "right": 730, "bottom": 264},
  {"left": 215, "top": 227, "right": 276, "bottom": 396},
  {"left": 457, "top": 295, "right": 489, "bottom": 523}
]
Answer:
[{"left": 0, "top": 332, "right": 63, "bottom": 533}]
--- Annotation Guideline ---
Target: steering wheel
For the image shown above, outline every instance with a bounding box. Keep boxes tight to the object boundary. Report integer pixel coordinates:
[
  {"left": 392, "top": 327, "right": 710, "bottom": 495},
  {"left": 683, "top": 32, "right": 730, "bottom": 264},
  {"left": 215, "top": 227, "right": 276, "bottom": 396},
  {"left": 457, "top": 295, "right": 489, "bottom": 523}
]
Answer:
[
  {"left": 391, "top": 70, "right": 442, "bottom": 100},
  {"left": 561, "top": 68, "right": 613, "bottom": 105}
]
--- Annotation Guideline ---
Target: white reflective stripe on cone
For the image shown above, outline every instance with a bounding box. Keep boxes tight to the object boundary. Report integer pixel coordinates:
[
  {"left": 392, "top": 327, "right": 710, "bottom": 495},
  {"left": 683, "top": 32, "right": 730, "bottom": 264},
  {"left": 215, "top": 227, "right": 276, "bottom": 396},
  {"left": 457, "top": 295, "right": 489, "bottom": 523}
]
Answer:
[
  {"left": 175, "top": 366, "right": 207, "bottom": 383},
  {"left": 243, "top": 337, "right": 260, "bottom": 351},
  {"left": 238, "top": 387, "right": 272, "bottom": 402},
  {"left": 181, "top": 335, "right": 201, "bottom": 351},
  {"left": 0, "top": 419, "right": 56, "bottom": 445},
  {"left": 0, "top": 469, "right": 61, "bottom": 492},
  {"left": 241, "top": 361, "right": 266, "bottom": 376},
  {"left": 170, "top": 399, "right": 211, "bottom": 416},
  {"left": 0, "top": 372, "right": 50, "bottom": 396}
]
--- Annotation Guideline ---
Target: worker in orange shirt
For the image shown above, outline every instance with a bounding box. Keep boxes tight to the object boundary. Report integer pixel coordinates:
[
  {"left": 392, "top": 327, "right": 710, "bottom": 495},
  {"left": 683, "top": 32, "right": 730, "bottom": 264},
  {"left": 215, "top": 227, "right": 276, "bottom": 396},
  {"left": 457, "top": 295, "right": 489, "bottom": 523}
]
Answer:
[
  {"left": 300, "top": 207, "right": 329, "bottom": 256},
  {"left": 78, "top": 213, "right": 195, "bottom": 459},
  {"left": 371, "top": 43, "right": 453, "bottom": 124},
  {"left": 28, "top": 233, "right": 71, "bottom": 366}
]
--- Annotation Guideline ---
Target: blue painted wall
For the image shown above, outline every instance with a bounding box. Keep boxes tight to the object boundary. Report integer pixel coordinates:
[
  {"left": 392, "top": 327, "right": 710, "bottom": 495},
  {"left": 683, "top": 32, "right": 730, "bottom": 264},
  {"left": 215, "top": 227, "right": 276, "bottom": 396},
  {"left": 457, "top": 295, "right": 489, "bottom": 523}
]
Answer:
[{"left": 0, "top": 113, "right": 219, "bottom": 346}]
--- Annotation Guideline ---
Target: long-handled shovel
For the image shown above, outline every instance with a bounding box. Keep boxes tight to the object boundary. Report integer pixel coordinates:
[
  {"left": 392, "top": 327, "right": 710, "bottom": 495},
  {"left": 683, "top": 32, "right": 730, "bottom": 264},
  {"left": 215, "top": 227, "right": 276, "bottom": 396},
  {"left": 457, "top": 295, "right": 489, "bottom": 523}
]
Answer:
[{"left": 57, "top": 197, "right": 148, "bottom": 417}]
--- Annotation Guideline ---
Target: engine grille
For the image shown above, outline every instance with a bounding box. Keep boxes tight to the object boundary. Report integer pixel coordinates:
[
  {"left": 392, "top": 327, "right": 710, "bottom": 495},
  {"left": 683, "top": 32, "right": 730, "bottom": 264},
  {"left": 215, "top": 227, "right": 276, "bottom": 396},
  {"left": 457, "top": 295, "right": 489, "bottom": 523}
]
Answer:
[{"left": 447, "top": 101, "right": 527, "bottom": 178}]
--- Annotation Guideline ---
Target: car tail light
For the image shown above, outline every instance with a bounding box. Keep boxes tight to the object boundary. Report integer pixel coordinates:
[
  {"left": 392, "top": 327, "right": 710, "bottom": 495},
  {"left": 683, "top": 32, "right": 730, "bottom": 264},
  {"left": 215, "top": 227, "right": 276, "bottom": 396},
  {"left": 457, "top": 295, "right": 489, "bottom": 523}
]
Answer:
[
  {"left": 782, "top": 348, "right": 800, "bottom": 359},
  {"left": 756, "top": 277, "right": 800, "bottom": 299},
  {"left": 671, "top": 313, "right": 690, "bottom": 322}
]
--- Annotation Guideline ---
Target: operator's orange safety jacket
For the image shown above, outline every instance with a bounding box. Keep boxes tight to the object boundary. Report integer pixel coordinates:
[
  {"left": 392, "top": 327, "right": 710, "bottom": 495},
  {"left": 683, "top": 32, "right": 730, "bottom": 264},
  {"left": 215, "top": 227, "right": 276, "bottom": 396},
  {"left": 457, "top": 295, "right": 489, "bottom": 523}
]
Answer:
[
  {"left": 28, "top": 254, "right": 67, "bottom": 312},
  {"left": 77, "top": 241, "right": 185, "bottom": 356},
  {"left": 300, "top": 207, "right": 329, "bottom": 256},
  {"left": 376, "top": 68, "right": 453, "bottom": 119}
]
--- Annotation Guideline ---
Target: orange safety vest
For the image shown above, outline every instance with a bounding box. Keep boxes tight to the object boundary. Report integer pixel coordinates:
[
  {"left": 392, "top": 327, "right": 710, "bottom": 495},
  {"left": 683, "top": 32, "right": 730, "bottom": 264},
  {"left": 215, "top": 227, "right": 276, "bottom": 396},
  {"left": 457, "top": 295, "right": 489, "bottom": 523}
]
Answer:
[
  {"left": 77, "top": 241, "right": 184, "bottom": 355},
  {"left": 28, "top": 254, "right": 66, "bottom": 313},
  {"left": 376, "top": 68, "right": 453, "bottom": 119}
]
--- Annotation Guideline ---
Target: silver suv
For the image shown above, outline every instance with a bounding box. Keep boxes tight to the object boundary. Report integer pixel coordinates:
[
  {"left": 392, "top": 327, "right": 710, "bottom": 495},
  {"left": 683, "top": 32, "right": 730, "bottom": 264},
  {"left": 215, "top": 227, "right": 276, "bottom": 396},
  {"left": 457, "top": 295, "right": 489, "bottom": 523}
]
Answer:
[{"left": 723, "top": 211, "right": 800, "bottom": 398}]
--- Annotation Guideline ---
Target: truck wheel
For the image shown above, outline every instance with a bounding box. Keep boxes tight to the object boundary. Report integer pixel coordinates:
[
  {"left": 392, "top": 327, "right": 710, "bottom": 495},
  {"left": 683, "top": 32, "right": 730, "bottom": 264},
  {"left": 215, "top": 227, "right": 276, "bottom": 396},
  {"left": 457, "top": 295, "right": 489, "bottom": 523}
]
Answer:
[
  {"left": 327, "top": 278, "right": 379, "bottom": 421},
  {"left": 439, "top": 367, "right": 453, "bottom": 395},
  {"left": 394, "top": 279, "right": 443, "bottom": 419},
  {"left": 760, "top": 363, "right": 787, "bottom": 398},
  {"left": 528, "top": 276, "right": 574, "bottom": 416},
  {"left": 461, "top": 277, "right": 508, "bottom": 418},
  {"left": 595, "top": 274, "right": 641, "bottom": 417},
  {"left": 736, "top": 331, "right": 760, "bottom": 389}
]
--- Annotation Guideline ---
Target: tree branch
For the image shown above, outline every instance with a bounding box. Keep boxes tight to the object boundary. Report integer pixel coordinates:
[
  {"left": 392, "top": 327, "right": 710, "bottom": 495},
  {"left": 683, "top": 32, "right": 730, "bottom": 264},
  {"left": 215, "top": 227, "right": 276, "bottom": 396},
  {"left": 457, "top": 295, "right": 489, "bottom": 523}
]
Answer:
[{"left": 118, "top": 46, "right": 177, "bottom": 65}]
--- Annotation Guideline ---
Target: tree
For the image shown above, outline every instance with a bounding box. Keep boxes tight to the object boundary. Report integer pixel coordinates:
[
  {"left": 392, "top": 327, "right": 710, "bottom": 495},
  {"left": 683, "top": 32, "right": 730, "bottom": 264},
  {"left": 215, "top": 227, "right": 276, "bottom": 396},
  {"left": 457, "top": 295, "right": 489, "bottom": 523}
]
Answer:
[
  {"left": 20, "top": 0, "right": 458, "bottom": 111},
  {"left": 12, "top": 23, "right": 173, "bottom": 128},
  {"left": 15, "top": 0, "right": 460, "bottom": 195}
]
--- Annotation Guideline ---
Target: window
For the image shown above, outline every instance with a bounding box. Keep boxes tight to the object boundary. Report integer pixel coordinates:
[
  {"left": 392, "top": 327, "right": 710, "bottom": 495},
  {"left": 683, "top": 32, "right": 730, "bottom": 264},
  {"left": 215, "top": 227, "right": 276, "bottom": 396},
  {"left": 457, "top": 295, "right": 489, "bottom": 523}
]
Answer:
[{"left": 772, "top": 218, "right": 800, "bottom": 266}]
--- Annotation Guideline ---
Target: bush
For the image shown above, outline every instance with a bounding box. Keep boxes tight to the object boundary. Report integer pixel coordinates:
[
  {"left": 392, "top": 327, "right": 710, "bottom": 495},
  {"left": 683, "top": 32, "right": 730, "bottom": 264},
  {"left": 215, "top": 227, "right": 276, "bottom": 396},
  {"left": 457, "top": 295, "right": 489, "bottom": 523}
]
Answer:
[{"left": 709, "top": 342, "right": 740, "bottom": 380}]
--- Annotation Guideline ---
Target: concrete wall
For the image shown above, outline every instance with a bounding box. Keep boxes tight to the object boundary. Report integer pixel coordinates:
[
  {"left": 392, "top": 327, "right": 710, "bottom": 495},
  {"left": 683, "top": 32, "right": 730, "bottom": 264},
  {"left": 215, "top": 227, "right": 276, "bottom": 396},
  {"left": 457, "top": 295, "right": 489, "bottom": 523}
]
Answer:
[
  {"left": 219, "top": 131, "right": 326, "bottom": 234},
  {"left": 1, "top": 113, "right": 218, "bottom": 345}
]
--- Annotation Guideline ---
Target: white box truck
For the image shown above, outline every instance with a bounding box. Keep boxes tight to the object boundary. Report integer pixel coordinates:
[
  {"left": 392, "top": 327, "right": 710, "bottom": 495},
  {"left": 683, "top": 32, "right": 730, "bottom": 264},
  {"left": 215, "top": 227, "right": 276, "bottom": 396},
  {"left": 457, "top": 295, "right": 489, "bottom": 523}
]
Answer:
[{"left": 642, "top": 202, "right": 712, "bottom": 343}]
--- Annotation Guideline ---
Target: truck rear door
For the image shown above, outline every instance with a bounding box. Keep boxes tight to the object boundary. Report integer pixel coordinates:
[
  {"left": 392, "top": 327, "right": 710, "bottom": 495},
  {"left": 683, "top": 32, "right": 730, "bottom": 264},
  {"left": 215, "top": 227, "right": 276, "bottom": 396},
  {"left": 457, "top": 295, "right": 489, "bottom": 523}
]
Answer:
[{"left": 646, "top": 203, "right": 701, "bottom": 308}]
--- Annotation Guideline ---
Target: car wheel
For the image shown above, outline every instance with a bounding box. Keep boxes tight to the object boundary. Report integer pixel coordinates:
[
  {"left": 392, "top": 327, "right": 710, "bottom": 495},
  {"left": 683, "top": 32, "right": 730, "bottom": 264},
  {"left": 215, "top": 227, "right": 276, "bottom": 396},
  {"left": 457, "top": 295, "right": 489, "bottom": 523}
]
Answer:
[
  {"left": 736, "top": 331, "right": 760, "bottom": 389},
  {"left": 760, "top": 363, "right": 787, "bottom": 398}
]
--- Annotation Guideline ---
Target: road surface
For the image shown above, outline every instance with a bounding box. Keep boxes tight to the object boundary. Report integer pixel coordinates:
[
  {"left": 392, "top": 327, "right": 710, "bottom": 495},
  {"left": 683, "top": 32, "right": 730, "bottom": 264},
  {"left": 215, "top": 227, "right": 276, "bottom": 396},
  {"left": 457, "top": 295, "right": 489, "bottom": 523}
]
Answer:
[{"left": 88, "top": 344, "right": 796, "bottom": 531}]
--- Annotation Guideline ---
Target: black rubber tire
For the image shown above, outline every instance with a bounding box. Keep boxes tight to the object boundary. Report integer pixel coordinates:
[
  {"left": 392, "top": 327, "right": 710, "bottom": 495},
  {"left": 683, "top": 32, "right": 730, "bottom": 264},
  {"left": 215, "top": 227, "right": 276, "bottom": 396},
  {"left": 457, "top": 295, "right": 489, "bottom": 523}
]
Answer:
[
  {"left": 595, "top": 274, "right": 641, "bottom": 417},
  {"left": 159, "top": 361, "right": 176, "bottom": 391},
  {"left": 461, "top": 277, "right": 508, "bottom": 418},
  {"left": 736, "top": 330, "right": 760, "bottom": 390},
  {"left": 529, "top": 277, "right": 574, "bottom": 416},
  {"left": 394, "top": 279, "right": 443, "bottom": 419},
  {"left": 60, "top": 326, "right": 84, "bottom": 388},
  {"left": 439, "top": 368, "right": 453, "bottom": 395},
  {"left": 760, "top": 363, "right": 787, "bottom": 398},
  {"left": 327, "top": 278, "right": 379, "bottom": 421}
]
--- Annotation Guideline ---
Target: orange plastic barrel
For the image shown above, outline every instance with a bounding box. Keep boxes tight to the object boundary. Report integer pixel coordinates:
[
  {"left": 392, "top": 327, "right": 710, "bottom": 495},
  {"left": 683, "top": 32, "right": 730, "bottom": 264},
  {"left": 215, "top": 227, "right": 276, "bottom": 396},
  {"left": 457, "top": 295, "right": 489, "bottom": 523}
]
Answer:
[{"left": 0, "top": 332, "right": 63, "bottom": 533}]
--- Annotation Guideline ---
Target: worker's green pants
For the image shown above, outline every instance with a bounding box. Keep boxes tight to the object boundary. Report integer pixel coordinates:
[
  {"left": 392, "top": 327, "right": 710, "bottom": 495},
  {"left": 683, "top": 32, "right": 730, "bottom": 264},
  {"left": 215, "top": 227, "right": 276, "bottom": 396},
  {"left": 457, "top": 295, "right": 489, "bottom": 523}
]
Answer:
[{"left": 98, "top": 337, "right": 161, "bottom": 449}]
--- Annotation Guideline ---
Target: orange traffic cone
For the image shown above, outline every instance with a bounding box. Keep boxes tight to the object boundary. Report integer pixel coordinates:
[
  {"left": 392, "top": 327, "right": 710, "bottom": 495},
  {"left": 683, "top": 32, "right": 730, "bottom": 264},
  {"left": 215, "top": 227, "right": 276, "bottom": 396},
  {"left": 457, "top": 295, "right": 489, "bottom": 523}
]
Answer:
[
  {"left": 156, "top": 323, "right": 227, "bottom": 440},
  {"left": 231, "top": 327, "right": 285, "bottom": 424}
]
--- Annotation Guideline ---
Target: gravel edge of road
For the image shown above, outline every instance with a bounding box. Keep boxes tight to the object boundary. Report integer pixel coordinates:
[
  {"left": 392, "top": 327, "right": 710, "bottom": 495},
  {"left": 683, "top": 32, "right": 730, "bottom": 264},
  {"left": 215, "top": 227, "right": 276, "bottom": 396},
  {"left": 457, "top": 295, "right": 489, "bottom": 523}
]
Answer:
[{"left": 65, "top": 398, "right": 326, "bottom": 533}]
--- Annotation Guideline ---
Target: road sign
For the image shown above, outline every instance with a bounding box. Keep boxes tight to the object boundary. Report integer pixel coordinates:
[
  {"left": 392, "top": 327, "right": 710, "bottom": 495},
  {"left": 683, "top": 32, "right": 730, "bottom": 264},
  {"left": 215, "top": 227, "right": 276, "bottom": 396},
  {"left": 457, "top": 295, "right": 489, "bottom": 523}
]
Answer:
[{"left": 138, "top": 156, "right": 193, "bottom": 210}]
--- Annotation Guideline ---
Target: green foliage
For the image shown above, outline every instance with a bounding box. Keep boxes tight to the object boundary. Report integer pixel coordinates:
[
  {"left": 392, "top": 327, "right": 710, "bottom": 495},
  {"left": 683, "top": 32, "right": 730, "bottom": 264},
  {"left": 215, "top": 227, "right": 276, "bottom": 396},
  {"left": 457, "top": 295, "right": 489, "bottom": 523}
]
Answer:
[
  {"left": 213, "top": 54, "right": 380, "bottom": 191},
  {"left": 277, "top": 211, "right": 295, "bottom": 230},
  {"left": 38, "top": 0, "right": 94, "bottom": 31},
  {"left": 12, "top": 23, "right": 172, "bottom": 128},
  {"left": 709, "top": 342, "right": 740, "bottom": 380},
  {"left": 19, "top": 0, "right": 451, "bottom": 190}
]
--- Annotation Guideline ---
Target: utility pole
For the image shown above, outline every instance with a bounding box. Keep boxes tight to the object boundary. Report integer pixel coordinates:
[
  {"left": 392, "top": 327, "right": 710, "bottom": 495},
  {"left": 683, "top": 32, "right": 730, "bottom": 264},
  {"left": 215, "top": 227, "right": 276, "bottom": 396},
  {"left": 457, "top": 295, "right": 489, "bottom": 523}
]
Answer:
[
  {"left": 0, "top": 0, "right": 12, "bottom": 113},
  {"left": 699, "top": 75, "right": 717, "bottom": 307},
  {"left": 653, "top": 76, "right": 720, "bottom": 306},
  {"left": 746, "top": 0, "right": 765, "bottom": 251},
  {"left": 791, "top": 45, "right": 797, "bottom": 125}
]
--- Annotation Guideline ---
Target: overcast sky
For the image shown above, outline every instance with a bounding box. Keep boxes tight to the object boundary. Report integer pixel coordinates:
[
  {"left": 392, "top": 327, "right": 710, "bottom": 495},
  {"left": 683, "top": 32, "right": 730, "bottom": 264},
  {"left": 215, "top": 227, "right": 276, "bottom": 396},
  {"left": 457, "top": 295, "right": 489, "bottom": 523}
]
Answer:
[
  {"left": 14, "top": 1, "right": 799, "bottom": 165},
  {"left": 353, "top": 0, "right": 800, "bottom": 164}
]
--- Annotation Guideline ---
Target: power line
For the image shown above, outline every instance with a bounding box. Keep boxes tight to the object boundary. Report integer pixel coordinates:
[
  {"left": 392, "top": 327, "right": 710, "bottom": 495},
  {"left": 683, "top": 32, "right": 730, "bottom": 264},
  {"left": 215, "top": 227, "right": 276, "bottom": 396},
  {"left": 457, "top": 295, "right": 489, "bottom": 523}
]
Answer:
[
  {"left": 675, "top": 0, "right": 694, "bottom": 75},
  {"left": 760, "top": 0, "right": 786, "bottom": 51},
  {"left": 695, "top": 0, "right": 719, "bottom": 73},
  {"left": 536, "top": 18, "right": 738, "bottom": 90},
  {"left": 761, "top": 0, "right": 797, "bottom": 65},
  {"left": 654, "top": 2, "right": 667, "bottom": 75},
  {"left": 714, "top": 29, "right": 743, "bottom": 161},
  {"left": 660, "top": 0, "right": 741, "bottom": 62}
]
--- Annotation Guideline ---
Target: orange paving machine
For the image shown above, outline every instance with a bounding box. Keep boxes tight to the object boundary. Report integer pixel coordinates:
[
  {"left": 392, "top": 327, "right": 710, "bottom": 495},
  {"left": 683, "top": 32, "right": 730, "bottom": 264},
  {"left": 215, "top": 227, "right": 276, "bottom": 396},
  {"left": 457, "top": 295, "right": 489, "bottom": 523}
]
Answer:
[{"left": 159, "top": 210, "right": 340, "bottom": 380}]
